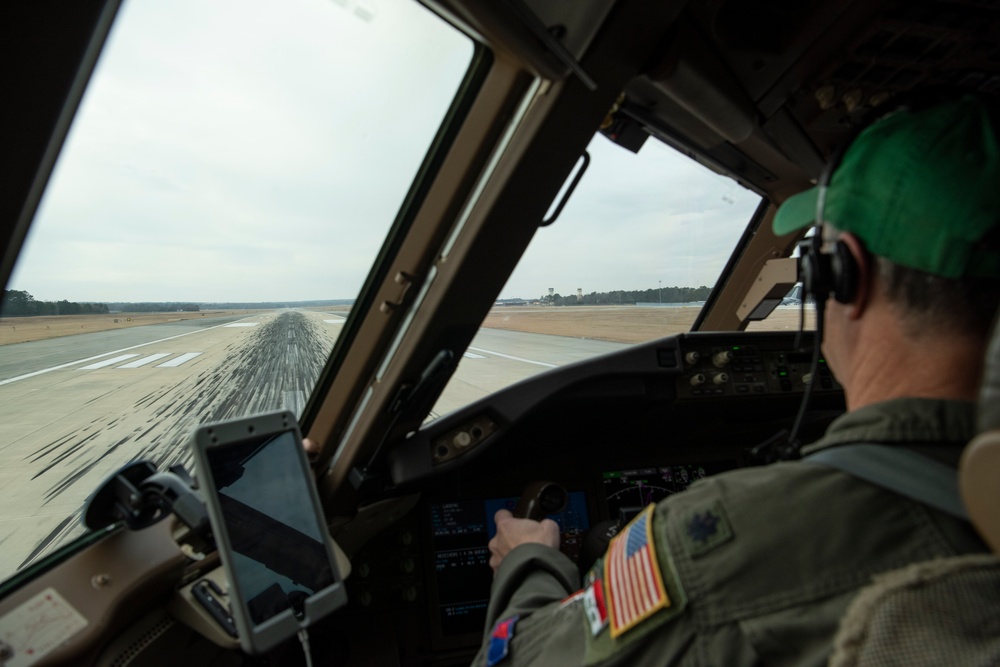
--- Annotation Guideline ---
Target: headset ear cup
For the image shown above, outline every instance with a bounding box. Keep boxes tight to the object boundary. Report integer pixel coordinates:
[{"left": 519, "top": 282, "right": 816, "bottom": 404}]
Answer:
[
  {"left": 800, "top": 233, "right": 834, "bottom": 303},
  {"left": 832, "top": 240, "right": 858, "bottom": 303}
]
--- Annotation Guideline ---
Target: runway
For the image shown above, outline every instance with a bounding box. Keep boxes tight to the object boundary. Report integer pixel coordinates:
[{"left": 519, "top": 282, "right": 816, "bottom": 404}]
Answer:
[
  {"left": 435, "top": 328, "right": 627, "bottom": 416},
  {"left": 0, "top": 311, "right": 626, "bottom": 580}
]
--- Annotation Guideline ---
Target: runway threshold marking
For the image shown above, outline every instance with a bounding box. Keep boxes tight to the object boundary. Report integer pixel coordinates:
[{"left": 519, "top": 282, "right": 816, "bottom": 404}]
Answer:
[
  {"left": 116, "top": 353, "right": 173, "bottom": 368},
  {"left": 466, "top": 346, "right": 558, "bottom": 368},
  {"left": 156, "top": 352, "right": 202, "bottom": 368},
  {"left": 0, "top": 319, "right": 250, "bottom": 386},
  {"left": 80, "top": 354, "right": 140, "bottom": 370}
]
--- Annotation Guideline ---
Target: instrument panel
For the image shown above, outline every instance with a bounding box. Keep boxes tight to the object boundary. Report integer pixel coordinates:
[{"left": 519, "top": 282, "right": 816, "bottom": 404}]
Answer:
[
  {"left": 389, "top": 332, "right": 842, "bottom": 482},
  {"left": 674, "top": 342, "right": 837, "bottom": 400},
  {"left": 348, "top": 332, "right": 845, "bottom": 659},
  {"left": 345, "top": 455, "right": 747, "bottom": 658}
]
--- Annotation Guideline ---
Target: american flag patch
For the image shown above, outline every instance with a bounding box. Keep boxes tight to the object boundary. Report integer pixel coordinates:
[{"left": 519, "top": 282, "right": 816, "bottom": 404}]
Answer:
[{"left": 603, "top": 505, "right": 670, "bottom": 637}]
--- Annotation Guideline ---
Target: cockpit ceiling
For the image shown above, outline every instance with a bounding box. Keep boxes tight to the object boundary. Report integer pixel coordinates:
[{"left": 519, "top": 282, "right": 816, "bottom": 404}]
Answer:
[{"left": 609, "top": 0, "right": 1000, "bottom": 199}]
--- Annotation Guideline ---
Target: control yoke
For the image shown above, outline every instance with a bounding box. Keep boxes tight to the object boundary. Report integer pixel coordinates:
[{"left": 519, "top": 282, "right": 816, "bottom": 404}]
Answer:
[
  {"left": 512, "top": 480, "right": 568, "bottom": 520},
  {"left": 83, "top": 460, "right": 209, "bottom": 542}
]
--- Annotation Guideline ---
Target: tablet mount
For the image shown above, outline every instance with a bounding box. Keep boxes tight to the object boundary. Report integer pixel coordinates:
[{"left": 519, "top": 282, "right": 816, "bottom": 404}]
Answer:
[{"left": 83, "top": 460, "right": 210, "bottom": 542}]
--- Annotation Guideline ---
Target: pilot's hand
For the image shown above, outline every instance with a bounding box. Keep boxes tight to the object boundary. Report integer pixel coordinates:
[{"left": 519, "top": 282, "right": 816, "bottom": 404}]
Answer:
[
  {"left": 489, "top": 509, "right": 560, "bottom": 572},
  {"left": 303, "top": 437, "right": 320, "bottom": 462}
]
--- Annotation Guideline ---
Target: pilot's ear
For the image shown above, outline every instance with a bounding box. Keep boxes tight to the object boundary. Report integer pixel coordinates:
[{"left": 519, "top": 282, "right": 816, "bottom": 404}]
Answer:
[{"left": 837, "top": 232, "right": 871, "bottom": 319}]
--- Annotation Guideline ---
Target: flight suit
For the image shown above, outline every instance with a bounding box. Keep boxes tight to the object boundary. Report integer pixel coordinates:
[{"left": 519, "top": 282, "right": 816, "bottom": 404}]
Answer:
[{"left": 473, "top": 398, "right": 988, "bottom": 667}]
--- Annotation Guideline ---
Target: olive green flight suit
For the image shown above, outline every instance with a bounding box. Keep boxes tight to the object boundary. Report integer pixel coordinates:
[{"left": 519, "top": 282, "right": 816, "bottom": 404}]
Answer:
[{"left": 472, "top": 398, "right": 987, "bottom": 667}]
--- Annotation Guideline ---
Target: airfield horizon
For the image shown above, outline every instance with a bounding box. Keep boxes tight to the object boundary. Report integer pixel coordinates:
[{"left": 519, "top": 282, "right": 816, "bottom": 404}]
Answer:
[{"left": 0, "top": 305, "right": 811, "bottom": 347}]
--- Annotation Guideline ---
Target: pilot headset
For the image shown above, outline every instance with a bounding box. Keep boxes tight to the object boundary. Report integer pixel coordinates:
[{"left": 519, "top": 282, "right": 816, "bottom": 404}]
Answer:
[
  {"left": 774, "top": 115, "right": 871, "bottom": 462},
  {"left": 800, "top": 139, "right": 860, "bottom": 307},
  {"left": 763, "top": 92, "right": 1000, "bottom": 462},
  {"left": 800, "top": 89, "right": 1000, "bottom": 305}
]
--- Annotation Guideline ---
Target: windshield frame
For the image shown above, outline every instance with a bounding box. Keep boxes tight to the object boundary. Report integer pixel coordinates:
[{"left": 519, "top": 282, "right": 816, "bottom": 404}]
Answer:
[
  {"left": 312, "top": 0, "right": 706, "bottom": 507},
  {"left": 0, "top": 0, "right": 486, "bottom": 585},
  {"left": 300, "top": 44, "right": 494, "bottom": 438},
  {"left": 2, "top": 0, "right": 124, "bottom": 293},
  {"left": 692, "top": 197, "right": 771, "bottom": 331}
]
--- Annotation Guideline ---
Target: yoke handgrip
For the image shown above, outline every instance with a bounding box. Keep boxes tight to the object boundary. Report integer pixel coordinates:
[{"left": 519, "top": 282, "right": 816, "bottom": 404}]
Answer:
[{"left": 513, "top": 481, "right": 568, "bottom": 521}]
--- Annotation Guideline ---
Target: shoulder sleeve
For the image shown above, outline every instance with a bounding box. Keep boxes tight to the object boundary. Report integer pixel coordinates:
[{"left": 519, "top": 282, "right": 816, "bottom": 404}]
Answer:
[{"left": 482, "top": 543, "right": 580, "bottom": 632}]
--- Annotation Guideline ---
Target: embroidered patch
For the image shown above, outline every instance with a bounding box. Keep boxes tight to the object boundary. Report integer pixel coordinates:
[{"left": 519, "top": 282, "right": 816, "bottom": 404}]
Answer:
[
  {"left": 603, "top": 505, "right": 670, "bottom": 638},
  {"left": 487, "top": 615, "right": 518, "bottom": 666},
  {"left": 583, "top": 510, "right": 688, "bottom": 666},
  {"left": 681, "top": 500, "right": 733, "bottom": 557},
  {"left": 583, "top": 581, "right": 608, "bottom": 636},
  {"left": 560, "top": 589, "right": 586, "bottom": 607},
  {"left": 583, "top": 557, "right": 603, "bottom": 588}
]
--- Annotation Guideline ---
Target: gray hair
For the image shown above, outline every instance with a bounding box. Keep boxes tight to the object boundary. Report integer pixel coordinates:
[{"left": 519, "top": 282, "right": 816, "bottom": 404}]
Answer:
[{"left": 875, "top": 256, "right": 1000, "bottom": 337}]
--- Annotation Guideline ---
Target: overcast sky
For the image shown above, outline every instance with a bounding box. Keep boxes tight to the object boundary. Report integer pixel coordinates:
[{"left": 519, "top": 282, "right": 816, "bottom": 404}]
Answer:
[
  {"left": 505, "top": 137, "right": 759, "bottom": 299},
  {"left": 8, "top": 0, "right": 760, "bottom": 304}
]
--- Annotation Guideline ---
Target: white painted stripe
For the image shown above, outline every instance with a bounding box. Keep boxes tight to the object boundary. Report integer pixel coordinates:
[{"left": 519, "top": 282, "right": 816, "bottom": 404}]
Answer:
[
  {"left": 80, "top": 354, "right": 140, "bottom": 370},
  {"left": 637, "top": 549, "right": 654, "bottom": 610},
  {"left": 0, "top": 319, "right": 248, "bottom": 386},
  {"left": 117, "top": 353, "right": 172, "bottom": 368},
  {"left": 224, "top": 323, "right": 259, "bottom": 327},
  {"left": 156, "top": 352, "right": 202, "bottom": 368},
  {"left": 324, "top": 319, "right": 345, "bottom": 324},
  {"left": 463, "top": 352, "right": 486, "bottom": 359},
  {"left": 610, "top": 534, "right": 626, "bottom": 628},
  {"left": 467, "top": 346, "right": 558, "bottom": 368}
]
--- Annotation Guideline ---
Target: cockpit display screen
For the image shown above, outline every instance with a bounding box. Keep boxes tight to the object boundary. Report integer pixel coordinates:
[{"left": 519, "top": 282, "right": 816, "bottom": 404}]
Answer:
[
  {"left": 603, "top": 462, "right": 735, "bottom": 523},
  {"left": 429, "top": 493, "right": 589, "bottom": 637}
]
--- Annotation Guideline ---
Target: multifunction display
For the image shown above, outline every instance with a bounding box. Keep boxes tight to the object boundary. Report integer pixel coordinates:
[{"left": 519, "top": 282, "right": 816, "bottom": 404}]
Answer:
[
  {"left": 602, "top": 462, "right": 735, "bottom": 522},
  {"left": 429, "top": 493, "right": 589, "bottom": 637}
]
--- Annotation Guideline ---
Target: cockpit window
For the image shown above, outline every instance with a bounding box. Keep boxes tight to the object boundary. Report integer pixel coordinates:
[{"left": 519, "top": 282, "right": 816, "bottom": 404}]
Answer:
[
  {"left": 0, "top": 0, "right": 472, "bottom": 582},
  {"left": 431, "top": 136, "right": 762, "bottom": 418}
]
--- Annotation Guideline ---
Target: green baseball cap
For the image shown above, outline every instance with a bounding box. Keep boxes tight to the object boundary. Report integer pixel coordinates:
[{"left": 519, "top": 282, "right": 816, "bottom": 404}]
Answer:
[{"left": 773, "top": 95, "right": 1000, "bottom": 279}]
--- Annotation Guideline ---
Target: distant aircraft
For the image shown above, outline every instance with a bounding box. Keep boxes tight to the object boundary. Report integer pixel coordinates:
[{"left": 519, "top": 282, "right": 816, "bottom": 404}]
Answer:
[{"left": 782, "top": 283, "right": 803, "bottom": 306}]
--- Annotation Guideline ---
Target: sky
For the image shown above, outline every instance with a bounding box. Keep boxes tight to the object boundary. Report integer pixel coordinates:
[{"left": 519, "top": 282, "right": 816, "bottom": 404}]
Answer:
[
  {"left": 8, "top": 0, "right": 760, "bottom": 304},
  {"left": 504, "top": 137, "right": 760, "bottom": 299}
]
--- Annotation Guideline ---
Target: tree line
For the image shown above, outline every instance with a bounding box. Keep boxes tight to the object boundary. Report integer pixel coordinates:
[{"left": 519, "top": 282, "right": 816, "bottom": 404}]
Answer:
[
  {"left": 105, "top": 302, "right": 201, "bottom": 313},
  {"left": 1, "top": 291, "right": 358, "bottom": 317},
  {"left": 540, "top": 285, "right": 712, "bottom": 307},
  {"left": 197, "top": 299, "right": 354, "bottom": 309},
  {"left": 4, "top": 284, "right": 709, "bottom": 316},
  {"left": 1, "top": 290, "right": 110, "bottom": 316}
]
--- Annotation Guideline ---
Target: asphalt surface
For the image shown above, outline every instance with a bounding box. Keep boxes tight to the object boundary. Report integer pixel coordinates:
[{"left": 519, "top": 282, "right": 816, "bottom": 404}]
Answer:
[{"left": 0, "top": 314, "right": 250, "bottom": 381}]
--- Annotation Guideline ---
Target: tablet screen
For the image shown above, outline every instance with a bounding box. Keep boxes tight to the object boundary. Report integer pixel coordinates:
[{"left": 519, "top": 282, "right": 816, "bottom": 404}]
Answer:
[{"left": 206, "top": 429, "right": 333, "bottom": 624}]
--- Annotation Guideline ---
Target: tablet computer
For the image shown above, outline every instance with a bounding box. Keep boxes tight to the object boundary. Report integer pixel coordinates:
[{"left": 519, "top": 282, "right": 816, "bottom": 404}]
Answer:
[{"left": 191, "top": 410, "right": 347, "bottom": 654}]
